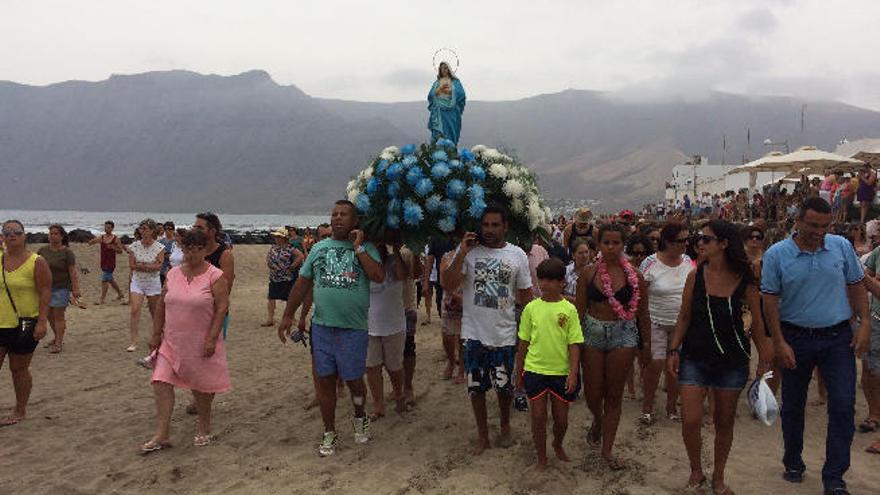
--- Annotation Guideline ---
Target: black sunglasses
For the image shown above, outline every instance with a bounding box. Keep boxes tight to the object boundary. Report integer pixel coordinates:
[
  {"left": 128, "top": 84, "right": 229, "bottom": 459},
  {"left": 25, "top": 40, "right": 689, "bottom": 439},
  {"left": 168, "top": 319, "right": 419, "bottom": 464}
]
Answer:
[
  {"left": 694, "top": 234, "right": 718, "bottom": 244},
  {"left": 748, "top": 234, "right": 764, "bottom": 241}
]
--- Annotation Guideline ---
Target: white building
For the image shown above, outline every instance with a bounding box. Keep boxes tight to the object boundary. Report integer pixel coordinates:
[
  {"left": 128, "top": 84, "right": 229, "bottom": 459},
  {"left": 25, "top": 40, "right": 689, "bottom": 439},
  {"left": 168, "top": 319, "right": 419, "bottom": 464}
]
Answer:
[{"left": 665, "top": 156, "right": 779, "bottom": 202}]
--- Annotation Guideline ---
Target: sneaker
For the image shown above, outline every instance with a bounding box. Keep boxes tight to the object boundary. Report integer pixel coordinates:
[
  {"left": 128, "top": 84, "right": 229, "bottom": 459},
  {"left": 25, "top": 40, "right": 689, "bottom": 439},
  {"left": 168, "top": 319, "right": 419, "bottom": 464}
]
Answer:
[
  {"left": 352, "top": 416, "right": 371, "bottom": 444},
  {"left": 318, "top": 431, "right": 338, "bottom": 457},
  {"left": 783, "top": 468, "right": 804, "bottom": 483}
]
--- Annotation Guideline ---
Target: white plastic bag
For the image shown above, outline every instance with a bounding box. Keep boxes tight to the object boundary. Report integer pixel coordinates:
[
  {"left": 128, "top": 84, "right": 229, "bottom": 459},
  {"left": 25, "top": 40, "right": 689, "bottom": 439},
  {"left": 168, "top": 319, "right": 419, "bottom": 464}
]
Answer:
[{"left": 748, "top": 371, "right": 779, "bottom": 426}]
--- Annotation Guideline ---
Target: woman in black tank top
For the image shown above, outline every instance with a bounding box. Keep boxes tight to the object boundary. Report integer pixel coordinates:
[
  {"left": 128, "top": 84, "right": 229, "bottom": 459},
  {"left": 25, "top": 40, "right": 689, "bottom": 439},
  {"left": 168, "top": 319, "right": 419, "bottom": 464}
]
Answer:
[{"left": 666, "top": 220, "right": 773, "bottom": 494}]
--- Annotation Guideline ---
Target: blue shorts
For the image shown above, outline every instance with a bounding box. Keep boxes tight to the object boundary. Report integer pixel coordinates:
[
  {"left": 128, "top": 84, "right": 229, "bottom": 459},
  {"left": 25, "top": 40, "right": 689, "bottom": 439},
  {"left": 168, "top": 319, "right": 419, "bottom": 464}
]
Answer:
[
  {"left": 221, "top": 313, "right": 229, "bottom": 340},
  {"left": 678, "top": 358, "right": 749, "bottom": 390},
  {"left": 582, "top": 314, "right": 639, "bottom": 351},
  {"left": 462, "top": 339, "right": 515, "bottom": 396},
  {"left": 101, "top": 269, "right": 115, "bottom": 282},
  {"left": 311, "top": 323, "right": 369, "bottom": 381},
  {"left": 49, "top": 287, "right": 70, "bottom": 308}
]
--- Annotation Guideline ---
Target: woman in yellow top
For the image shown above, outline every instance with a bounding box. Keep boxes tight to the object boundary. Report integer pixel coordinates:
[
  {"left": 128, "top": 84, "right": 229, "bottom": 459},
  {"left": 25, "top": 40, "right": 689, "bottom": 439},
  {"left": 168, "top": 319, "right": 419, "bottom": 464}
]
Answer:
[{"left": 0, "top": 220, "right": 51, "bottom": 427}]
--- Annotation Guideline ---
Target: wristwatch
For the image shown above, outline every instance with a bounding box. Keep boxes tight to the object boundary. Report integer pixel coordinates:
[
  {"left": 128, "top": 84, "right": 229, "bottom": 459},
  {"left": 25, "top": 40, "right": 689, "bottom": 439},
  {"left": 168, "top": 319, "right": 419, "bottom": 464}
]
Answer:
[{"left": 355, "top": 245, "right": 366, "bottom": 255}]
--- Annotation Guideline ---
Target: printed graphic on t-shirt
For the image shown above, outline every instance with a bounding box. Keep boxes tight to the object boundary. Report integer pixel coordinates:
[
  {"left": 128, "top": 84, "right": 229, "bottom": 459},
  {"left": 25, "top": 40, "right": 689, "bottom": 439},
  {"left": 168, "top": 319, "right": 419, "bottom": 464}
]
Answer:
[
  {"left": 313, "top": 247, "right": 361, "bottom": 290},
  {"left": 473, "top": 257, "right": 513, "bottom": 309}
]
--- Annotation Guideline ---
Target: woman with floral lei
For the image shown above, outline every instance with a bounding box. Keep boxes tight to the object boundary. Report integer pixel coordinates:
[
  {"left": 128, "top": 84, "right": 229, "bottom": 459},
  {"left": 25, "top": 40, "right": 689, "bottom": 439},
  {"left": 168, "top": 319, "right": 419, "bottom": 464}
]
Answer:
[{"left": 575, "top": 223, "right": 650, "bottom": 470}]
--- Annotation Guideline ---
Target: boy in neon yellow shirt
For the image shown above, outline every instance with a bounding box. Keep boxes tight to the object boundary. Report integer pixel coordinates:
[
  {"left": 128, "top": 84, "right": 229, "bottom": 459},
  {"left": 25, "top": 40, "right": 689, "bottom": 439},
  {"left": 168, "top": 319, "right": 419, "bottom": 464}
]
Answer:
[{"left": 515, "top": 258, "right": 583, "bottom": 470}]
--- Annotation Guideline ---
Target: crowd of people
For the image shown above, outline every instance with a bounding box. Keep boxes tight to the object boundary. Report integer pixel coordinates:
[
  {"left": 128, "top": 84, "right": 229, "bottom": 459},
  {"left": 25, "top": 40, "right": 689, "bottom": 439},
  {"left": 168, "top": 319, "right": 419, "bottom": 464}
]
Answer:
[{"left": 2, "top": 191, "right": 880, "bottom": 494}]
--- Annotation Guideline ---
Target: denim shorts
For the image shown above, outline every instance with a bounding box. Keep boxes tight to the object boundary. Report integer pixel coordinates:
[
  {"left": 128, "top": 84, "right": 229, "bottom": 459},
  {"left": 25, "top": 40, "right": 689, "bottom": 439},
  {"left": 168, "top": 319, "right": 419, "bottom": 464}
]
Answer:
[
  {"left": 101, "top": 269, "right": 115, "bottom": 282},
  {"left": 49, "top": 287, "right": 70, "bottom": 308},
  {"left": 462, "top": 339, "right": 515, "bottom": 396},
  {"left": 311, "top": 323, "right": 369, "bottom": 381},
  {"left": 582, "top": 314, "right": 639, "bottom": 351},
  {"left": 864, "top": 316, "right": 880, "bottom": 375},
  {"left": 678, "top": 358, "right": 749, "bottom": 390}
]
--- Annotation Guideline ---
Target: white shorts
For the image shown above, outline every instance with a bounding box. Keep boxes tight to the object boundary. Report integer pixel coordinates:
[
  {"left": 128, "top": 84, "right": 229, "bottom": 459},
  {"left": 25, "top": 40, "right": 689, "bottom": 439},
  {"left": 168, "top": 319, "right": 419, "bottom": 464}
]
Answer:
[
  {"left": 650, "top": 322, "right": 674, "bottom": 360},
  {"left": 130, "top": 276, "right": 162, "bottom": 296}
]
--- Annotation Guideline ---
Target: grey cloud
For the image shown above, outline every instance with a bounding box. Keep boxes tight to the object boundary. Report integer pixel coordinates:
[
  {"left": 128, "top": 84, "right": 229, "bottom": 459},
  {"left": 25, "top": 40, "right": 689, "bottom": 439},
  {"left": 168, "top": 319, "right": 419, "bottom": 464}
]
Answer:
[
  {"left": 735, "top": 8, "right": 779, "bottom": 35},
  {"left": 384, "top": 68, "right": 429, "bottom": 88}
]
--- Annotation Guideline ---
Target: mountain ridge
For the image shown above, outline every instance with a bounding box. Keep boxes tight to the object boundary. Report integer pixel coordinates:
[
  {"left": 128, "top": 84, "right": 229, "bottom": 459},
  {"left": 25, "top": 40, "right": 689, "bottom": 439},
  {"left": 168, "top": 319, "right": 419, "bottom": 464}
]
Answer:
[{"left": 2, "top": 70, "right": 880, "bottom": 213}]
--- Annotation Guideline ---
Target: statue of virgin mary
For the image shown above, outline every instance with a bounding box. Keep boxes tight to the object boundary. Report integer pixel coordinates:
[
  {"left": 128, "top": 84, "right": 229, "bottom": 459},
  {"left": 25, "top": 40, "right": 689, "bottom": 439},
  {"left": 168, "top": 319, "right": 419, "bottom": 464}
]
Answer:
[{"left": 427, "top": 62, "right": 466, "bottom": 145}]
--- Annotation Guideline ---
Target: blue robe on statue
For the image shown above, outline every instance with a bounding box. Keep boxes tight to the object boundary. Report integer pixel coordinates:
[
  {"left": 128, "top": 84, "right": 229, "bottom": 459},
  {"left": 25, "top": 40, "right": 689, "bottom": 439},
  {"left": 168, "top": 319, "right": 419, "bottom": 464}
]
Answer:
[{"left": 427, "top": 77, "right": 466, "bottom": 145}]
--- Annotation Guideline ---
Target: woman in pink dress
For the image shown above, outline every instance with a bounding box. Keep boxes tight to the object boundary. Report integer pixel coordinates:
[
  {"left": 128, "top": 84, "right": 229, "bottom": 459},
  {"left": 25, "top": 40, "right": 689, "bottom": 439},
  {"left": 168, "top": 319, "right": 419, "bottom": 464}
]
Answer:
[{"left": 141, "top": 229, "right": 230, "bottom": 453}]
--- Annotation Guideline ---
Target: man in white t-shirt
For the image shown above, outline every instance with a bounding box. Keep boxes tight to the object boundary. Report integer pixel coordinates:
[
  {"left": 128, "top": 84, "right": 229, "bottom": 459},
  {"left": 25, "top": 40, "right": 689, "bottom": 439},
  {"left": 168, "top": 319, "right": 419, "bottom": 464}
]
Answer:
[{"left": 442, "top": 205, "right": 533, "bottom": 454}]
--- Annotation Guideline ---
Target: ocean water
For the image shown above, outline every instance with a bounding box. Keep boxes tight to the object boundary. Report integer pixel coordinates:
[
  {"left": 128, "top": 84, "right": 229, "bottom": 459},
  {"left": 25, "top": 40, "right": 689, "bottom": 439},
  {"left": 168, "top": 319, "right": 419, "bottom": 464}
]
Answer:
[{"left": 0, "top": 209, "right": 327, "bottom": 234}]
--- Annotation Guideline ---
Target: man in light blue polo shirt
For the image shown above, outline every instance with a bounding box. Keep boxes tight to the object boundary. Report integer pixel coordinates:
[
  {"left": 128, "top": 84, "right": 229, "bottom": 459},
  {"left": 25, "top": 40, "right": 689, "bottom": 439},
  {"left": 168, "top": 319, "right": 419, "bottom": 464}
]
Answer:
[{"left": 762, "top": 197, "right": 871, "bottom": 495}]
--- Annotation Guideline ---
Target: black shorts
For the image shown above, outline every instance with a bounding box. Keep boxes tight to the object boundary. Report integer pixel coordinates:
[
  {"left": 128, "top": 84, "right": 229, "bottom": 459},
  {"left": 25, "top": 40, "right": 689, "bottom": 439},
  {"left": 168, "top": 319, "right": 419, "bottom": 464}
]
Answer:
[
  {"left": 0, "top": 327, "right": 39, "bottom": 355},
  {"left": 268, "top": 280, "right": 295, "bottom": 300},
  {"left": 523, "top": 371, "right": 580, "bottom": 403}
]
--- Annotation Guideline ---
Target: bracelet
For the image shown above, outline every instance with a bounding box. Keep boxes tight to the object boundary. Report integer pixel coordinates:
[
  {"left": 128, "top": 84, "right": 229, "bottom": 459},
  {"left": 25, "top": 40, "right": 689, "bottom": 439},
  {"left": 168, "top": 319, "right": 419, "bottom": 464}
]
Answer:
[
  {"left": 355, "top": 245, "right": 366, "bottom": 255},
  {"left": 667, "top": 348, "right": 680, "bottom": 356}
]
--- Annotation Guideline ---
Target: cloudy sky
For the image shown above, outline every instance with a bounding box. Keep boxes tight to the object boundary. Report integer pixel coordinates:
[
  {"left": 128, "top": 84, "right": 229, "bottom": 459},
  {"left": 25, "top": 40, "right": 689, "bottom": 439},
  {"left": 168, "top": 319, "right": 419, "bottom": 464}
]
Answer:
[{"left": 3, "top": 0, "right": 879, "bottom": 109}]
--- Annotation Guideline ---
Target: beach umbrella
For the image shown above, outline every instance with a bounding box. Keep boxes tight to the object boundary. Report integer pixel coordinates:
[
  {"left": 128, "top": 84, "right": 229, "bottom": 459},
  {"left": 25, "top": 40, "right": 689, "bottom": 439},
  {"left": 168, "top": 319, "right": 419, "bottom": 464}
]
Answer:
[
  {"left": 835, "top": 139, "right": 880, "bottom": 168},
  {"left": 728, "top": 147, "right": 863, "bottom": 175},
  {"left": 727, "top": 151, "right": 788, "bottom": 175}
]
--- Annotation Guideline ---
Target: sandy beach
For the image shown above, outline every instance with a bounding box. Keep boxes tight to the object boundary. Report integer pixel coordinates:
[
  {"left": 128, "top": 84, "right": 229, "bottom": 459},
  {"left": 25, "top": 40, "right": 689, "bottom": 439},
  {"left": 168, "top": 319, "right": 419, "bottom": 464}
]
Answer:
[{"left": 1, "top": 243, "right": 878, "bottom": 494}]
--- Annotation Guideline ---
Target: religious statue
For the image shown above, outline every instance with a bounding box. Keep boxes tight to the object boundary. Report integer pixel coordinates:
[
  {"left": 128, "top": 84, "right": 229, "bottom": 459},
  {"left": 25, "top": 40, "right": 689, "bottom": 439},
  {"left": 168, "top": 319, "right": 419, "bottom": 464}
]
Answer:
[{"left": 427, "top": 60, "right": 466, "bottom": 145}]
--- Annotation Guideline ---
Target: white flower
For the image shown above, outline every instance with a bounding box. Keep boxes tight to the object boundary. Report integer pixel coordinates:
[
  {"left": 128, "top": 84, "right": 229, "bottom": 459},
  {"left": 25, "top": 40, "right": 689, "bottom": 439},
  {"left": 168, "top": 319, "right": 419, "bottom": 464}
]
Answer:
[
  {"left": 380, "top": 152, "right": 395, "bottom": 161},
  {"left": 346, "top": 179, "right": 358, "bottom": 193},
  {"left": 358, "top": 168, "right": 373, "bottom": 181},
  {"left": 527, "top": 202, "right": 544, "bottom": 230},
  {"left": 381, "top": 146, "right": 400, "bottom": 157},
  {"left": 471, "top": 144, "right": 487, "bottom": 154},
  {"left": 489, "top": 163, "right": 509, "bottom": 179},
  {"left": 347, "top": 187, "right": 359, "bottom": 203},
  {"left": 511, "top": 198, "right": 525, "bottom": 215},
  {"left": 503, "top": 179, "right": 525, "bottom": 198},
  {"left": 483, "top": 149, "right": 502, "bottom": 161},
  {"left": 499, "top": 154, "right": 513, "bottom": 163}
]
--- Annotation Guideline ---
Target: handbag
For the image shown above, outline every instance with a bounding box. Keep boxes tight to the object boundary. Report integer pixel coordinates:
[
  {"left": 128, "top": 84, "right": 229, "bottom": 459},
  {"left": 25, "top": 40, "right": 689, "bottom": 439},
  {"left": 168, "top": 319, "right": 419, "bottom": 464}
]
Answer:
[{"left": 1, "top": 255, "right": 38, "bottom": 346}]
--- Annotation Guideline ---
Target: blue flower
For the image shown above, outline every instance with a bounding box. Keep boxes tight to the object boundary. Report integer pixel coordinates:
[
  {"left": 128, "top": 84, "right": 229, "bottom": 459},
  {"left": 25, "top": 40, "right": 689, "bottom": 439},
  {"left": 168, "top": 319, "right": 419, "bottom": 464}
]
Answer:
[
  {"left": 366, "top": 177, "right": 381, "bottom": 196},
  {"left": 406, "top": 167, "right": 424, "bottom": 186},
  {"left": 436, "top": 138, "right": 455, "bottom": 148},
  {"left": 470, "top": 166, "right": 486, "bottom": 181},
  {"left": 401, "top": 144, "right": 417, "bottom": 155},
  {"left": 467, "top": 183, "right": 485, "bottom": 199},
  {"left": 448, "top": 159, "right": 461, "bottom": 168},
  {"left": 355, "top": 193, "right": 370, "bottom": 213},
  {"left": 402, "top": 155, "right": 417, "bottom": 166},
  {"left": 415, "top": 178, "right": 434, "bottom": 197},
  {"left": 388, "top": 198, "right": 401, "bottom": 212},
  {"left": 459, "top": 149, "right": 475, "bottom": 162},
  {"left": 386, "top": 212, "right": 400, "bottom": 229},
  {"left": 376, "top": 159, "right": 389, "bottom": 174},
  {"left": 425, "top": 194, "right": 443, "bottom": 212},
  {"left": 386, "top": 163, "right": 404, "bottom": 181},
  {"left": 431, "top": 163, "right": 451, "bottom": 179},
  {"left": 438, "top": 216, "right": 456, "bottom": 233},
  {"left": 403, "top": 202, "right": 424, "bottom": 227},
  {"left": 431, "top": 150, "right": 448, "bottom": 162},
  {"left": 387, "top": 181, "right": 400, "bottom": 198},
  {"left": 441, "top": 199, "right": 458, "bottom": 216},
  {"left": 446, "top": 179, "right": 466, "bottom": 199},
  {"left": 468, "top": 198, "right": 487, "bottom": 219}
]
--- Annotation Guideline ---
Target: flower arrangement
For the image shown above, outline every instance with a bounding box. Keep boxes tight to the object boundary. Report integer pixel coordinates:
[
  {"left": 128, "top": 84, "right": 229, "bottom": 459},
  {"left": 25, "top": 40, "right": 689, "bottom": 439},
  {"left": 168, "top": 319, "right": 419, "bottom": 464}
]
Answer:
[{"left": 346, "top": 139, "right": 551, "bottom": 250}]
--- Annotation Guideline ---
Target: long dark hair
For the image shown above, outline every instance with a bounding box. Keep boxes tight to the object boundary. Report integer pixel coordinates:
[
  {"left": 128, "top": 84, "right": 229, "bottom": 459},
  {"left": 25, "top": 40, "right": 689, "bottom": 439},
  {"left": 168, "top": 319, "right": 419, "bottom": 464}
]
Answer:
[
  {"left": 705, "top": 219, "right": 752, "bottom": 285},
  {"left": 436, "top": 62, "right": 457, "bottom": 80},
  {"left": 48, "top": 223, "right": 69, "bottom": 246}
]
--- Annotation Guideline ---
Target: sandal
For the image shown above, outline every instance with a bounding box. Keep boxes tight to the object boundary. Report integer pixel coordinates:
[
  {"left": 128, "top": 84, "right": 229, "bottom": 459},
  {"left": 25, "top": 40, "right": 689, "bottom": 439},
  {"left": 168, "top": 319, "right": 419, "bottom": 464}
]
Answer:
[
  {"left": 639, "top": 413, "right": 655, "bottom": 425},
  {"left": 193, "top": 434, "right": 213, "bottom": 447},
  {"left": 866, "top": 440, "right": 880, "bottom": 454},
  {"left": 684, "top": 476, "right": 707, "bottom": 493},
  {"left": 667, "top": 412, "right": 682, "bottom": 422},
  {"left": 0, "top": 415, "right": 24, "bottom": 427},
  {"left": 140, "top": 440, "right": 171, "bottom": 455},
  {"left": 858, "top": 418, "right": 879, "bottom": 433}
]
